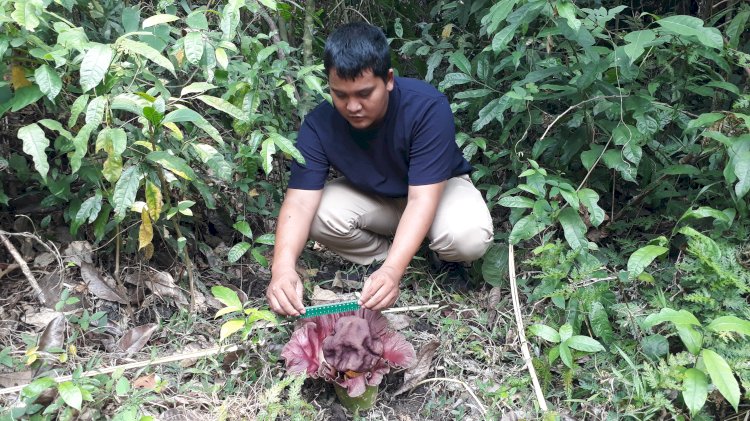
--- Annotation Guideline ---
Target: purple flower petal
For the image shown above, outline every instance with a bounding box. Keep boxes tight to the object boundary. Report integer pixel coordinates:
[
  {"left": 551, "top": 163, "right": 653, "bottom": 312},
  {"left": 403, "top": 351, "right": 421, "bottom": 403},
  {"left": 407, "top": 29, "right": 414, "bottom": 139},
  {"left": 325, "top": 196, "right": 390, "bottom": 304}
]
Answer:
[{"left": 381, "top": 331, "right": 416, "bottom": 368}]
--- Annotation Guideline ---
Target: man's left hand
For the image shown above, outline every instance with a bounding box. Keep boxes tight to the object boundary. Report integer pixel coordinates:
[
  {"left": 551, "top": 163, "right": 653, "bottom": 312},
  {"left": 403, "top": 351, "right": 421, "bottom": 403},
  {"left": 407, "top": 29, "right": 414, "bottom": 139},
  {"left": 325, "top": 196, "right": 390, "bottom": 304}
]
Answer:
[{"left": 358, "top": 265, "right": 401, "bottom": 310}]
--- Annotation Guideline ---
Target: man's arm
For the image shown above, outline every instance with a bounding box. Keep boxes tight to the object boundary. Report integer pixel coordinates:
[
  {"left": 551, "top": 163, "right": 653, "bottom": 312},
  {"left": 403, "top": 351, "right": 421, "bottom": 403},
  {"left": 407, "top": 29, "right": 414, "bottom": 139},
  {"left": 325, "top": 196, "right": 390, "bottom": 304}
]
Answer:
[
  {"left": 267, "top": 188, "right": 323, "bottom": 316},
  {"left": 358, "top": 181, "right": 446, "bottom": 310}
]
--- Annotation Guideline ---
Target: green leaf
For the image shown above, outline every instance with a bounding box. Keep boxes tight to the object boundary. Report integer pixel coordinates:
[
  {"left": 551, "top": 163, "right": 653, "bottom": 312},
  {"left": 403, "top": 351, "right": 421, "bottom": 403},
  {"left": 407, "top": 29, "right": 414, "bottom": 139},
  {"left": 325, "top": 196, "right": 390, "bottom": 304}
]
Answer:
[
  {"left": 219, "top": 319, "right": 245, "bottom": 341},
  {"left": 448, "top": 52, "right": 471, "bottom": 76},
  {"left": 623, "top": 30, "right": 655, "bottom": 63},
  {"left": 472, "top": 95, "right": 511, "bottom": 132},
  {"left": 481, "top": 243, "right": 509, "bottom": 288},
  {"left": 112, "top": 166, "right": 142, "bottom": 220},
  {"left": 142, "top": 14, "right": 179, "bottom": 28},
  {"left": 683, "top": 368, "right": 708, "bottom": 416},
  {"left": 10, "top": 86, "right": 44, "bottom": 112},
  {"left": 255, "top": 233, "right": 276, "bottom": 245},
  {"left": 676, "top": 326, "right": 703, "bottom": 355},
  {"left": 481, "top": 0, "right": 516, "bottom": 34},
  {"left": 115, "top": 377, "right": 130, "bottom": 396},
  {"left": 58, "top": 381, "right": 82, "bottom": 410},
  {"left": 566, "top": 335, "right": 605, "bottom": 352},
  {"left": 509, "top": 214, "right": 546, "bottom": 244},
  {"left": 439, "top": 72, "right": 473, "bottom": 90},
  {"left": 146, "top": 151, "right": 196, "bottom": 180},
  {"left": 556, "top": 0, "right": 580, "bottom": 31},
  {"left": 80, "top": 44, "right": 113, "bottom": 92},
  {"left": 733, "top": 152, "right": 750, "bottom": 199},
  {"left": 118, "top": 38, "right": 175, "bottom": 75},
  {"left": 252, "top": 247, "right": 268, "bottom": 267},
  {"left": 528, "top": 324, "right": 561, "bottom": 343},
  {"left": 228, "top": 242, "right": 251, "bottom": 263},
  {"left": 640, "top": 334, "right": 669, "bottom": 359},
  {"left": 588, "top": 302, "right": 614, "bottom": 344},
  {"left": 726, "top": 10, "right": 750, "bottom": 49},
  {"left": 707, "top": 316, "right": 750, "bottom": 336},
  {"left": 627, "top": 245, "right": 668, "bottom": 278},
  {"left": 96, "top": 128, "right": 127, "bottom": 157},
  {"left": 678, "top": 206, "right": 734, "bottom": 228},
  {"left": 197, "top": 95, "right": 247, "bottom": 121},
  {"left": 685, "top": 112, "right": 724, "bottom": 132},
  {"left": 644, "top": 308, "right": 701, "bottom": 328},
  {"left": 21, "top": 377, "right": 56, "bottom": 399},
  {"left": 702, "top": 349, "right": 740, "bottom": 411},
  {"left": 559, "top": 324, "right": 573, "bottom": 342},
  {"left": 269, "top": 133, "right": 305, "bottom": 164},
  {"left": 76, "top": 192, "right": 102, "bottom": 224},
  {"left": 186, "top": 10, "right": 209, "bottom": 30},
  {"left": 215, "top": 47, "right": 228, "bottom": 70},
  {"left": 558, "top": 207, "right": 588, "bottom": 251},
  {"left": 34, "top": 65, "right": 62, "bottom": 101},
  {"left": 11, "top": 0, "right": 42, "bottom": 31},
  {"left": 17, "top": 123, "right": 49, "bottom": 182},
  {"left": 184, "top": 31, "right": 204, "bottom": 64},
  {"left": 211, "top": 285, "right": 243, "bottom": 310},
  {"left": 85, "top": 96, "right": 107, "bottom": 126},
  {"left": 180, "top": 82, "right": 216, "bottom": 97},
  {"left": 498, "top": 196, "right": 535, "bottom": 208},
  {"left": 68, "top": 95, "right": 89, "bottom": 128},
  {"left": 657, "top": 15, "right": 722, "bottom": 49},
  {"left": 577, "top": 189, "right": 605, "bottom": 227},
  {"left": 454, "top": 89, "right": 493, "bottom": 99},
  {"left": 260, "top": 139, "right": 275, "bottom": 175},
  {"left": 559, "top": 342, "right": 573, "bottom": 368},
  {"left": 233, "top": 221, "right": 252, "bottom": 238}
]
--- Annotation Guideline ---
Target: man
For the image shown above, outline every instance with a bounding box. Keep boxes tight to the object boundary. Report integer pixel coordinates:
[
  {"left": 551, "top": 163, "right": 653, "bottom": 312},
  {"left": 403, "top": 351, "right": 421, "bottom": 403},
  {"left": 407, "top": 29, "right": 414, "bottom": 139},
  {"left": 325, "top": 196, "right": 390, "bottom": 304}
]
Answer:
[{"left": 266, "top": 22, "right": 493, "bottom": 316}]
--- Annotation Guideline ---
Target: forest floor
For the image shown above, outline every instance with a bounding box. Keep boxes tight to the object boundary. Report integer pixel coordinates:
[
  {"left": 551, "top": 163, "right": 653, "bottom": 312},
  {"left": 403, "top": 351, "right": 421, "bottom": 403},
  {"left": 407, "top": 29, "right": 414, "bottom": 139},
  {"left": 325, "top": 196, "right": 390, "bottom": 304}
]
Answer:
[{"left": 0, "top": 225, "right": 580, "bottom": 420}]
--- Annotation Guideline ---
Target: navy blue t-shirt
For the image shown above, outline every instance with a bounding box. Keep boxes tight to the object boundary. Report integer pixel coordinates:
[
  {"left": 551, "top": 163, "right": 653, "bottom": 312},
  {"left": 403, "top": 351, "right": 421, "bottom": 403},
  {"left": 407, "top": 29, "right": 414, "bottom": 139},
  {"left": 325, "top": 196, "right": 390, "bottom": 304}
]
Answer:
[{"left": 288, "top": 77, "right": 472, "bottom": 198}]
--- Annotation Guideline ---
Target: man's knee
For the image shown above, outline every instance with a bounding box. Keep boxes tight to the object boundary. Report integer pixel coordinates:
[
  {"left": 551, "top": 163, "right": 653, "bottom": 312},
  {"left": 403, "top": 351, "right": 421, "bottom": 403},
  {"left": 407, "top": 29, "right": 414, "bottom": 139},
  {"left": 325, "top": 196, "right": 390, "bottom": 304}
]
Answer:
[{"left": 431, "top": 224, "right": 493, "bottom": 262}]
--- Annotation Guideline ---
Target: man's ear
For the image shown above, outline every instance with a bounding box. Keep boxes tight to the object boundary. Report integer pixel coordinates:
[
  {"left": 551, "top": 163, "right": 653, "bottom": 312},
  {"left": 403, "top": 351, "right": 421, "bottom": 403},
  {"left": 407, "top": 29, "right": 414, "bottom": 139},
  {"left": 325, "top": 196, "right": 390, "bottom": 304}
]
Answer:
[{"left": 386, "top": 69, "right": 395, "bottom": 91}]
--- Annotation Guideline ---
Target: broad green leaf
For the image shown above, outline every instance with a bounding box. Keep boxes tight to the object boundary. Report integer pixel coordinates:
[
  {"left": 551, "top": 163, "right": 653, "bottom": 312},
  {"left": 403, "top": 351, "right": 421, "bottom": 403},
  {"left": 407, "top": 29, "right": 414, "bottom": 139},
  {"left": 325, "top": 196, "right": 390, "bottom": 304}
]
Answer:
[
  {"left": 627, "top": 245, "right": 668, "bottom": 278},
  {"left": 528, "top": 324, "right": 561, "bottom": 343},
  {"left": 233, "top": 221, "right": 252, "bottom": 238},
  {"left": 260, "top": 139, "right": 275, "bottom": 175},
  {"left": 228, "top": 242, "right": 251, "bottom": 263},
  {"left": 103, "top": 155, "right": 123, "bottom": 184},
  {"left": 258, "top": 0, "right": 277, "bottom": 10},
  {"left": 679, "top": 226, "right": 722, "bottom": 260},
  {"left": 577, "top": 189, "right": 605, "bottom": 227},
  {"left": 481, "top": 0, "right": 516, "bottom": 35},
  {"left": 85, "top": 96, "right": 107, "bottom": 126},
  {"left": 498, "top": 196, "right": 535, "bottom": 208},
  {"left": 146, "top": 151, "right": 196, "bottom": 180},
  {"left": 215, "top": 47, "right": 228, "bottom": 70},
  {"left": 256, "top": 45, "right": 277, "bottom": 63},
  {"left": 192, "top": 144, "right": 233, "bottom": 181},
  {"left": 80, "top": 44, "right": 113, "bottom": 92},
  {"left": 558, "top": 207, "right": 588, "bottom": 251},
  {"left": 644, "top": 308, "right": 701, "bottom": 328},
  {"left": 115, "top": 377, "right": 130, "bottom": 396},
  {"left": 220, "top": 0, "right": 243, "bottom": 40},
  {"left": 187, "top": 10, "right": 209, "bottom": 30},
  {"left": 556, "top": 0, "right": 580, "bottom": 31},
  {"left": 11, "top": 0, "right": 42, "bottom": 31},
  {"left": 641, "top": 334, "right": 669, "bottom": 359},
  {"left": 472, "top": 95, "right": 511, "bottom": 132},
  {"left": 509, "top": 214, "right": 546, "bottom": 244},
  {"left": 112, "top": 166, "right": 142, "bottom": 220},
  {"left": 118, "top": 38, "right": 175, "bottom": 75},
  {"left": 559, "top": 324, "right": 573, "bottom": 342},
  {"left": 685, "top": 112, "right": 724, "bottom": 131},
  {"left": 95, "top": 128, "right": 127, "bottom": 157},
  {"left": 733, "top": 152, "right": 750, "bottom": 199},
  {"left": 180, "top": 82, "right": 216, "bottom": 97},
  {"left": 138, "top": 212, "right": 153, "bottom": 250},
  {"left": 661, "top": 164, "right": 700, "bottom": 176},
  {"left": 145, "top": 180, "right": 162, "bottom": 221},
  {"left": 38, "top": 119, "right": 72, "bottom": 140},
  {"left": 68, "top": 94, "right": 89, "bottom": 128},
  {"left": 439, "top": 72, "right": 473, "bottom": 90},
  {"left": 454, "top": 89, "right": 493, "bottom": 99},
  {"left": 726, "top": 10, "right": 750, "bottom": 49},
  {"left": 255, "top": 233, "right": 275, "bottom": 245},
  {"left": 34, "top": 65, "right": 62, "bottom": 101},
  {"left": 211, "top": 285, "right": 243, "bottom": 310},
  {"left": 71, "top": 123, "right": 95, "bottom": 173},
  {"left": 589, "top": 302, "right": 614, "bottom": 344},
  {"left": 21, "top": 377, "right": 56, "bottom": 399},
  {"left": 252, "top": 247, "right": 268, "bottom": 267},
  {"left": 696, "top": 27, "right": 723, "bottom": 50},
  {"left": 164, "top": 108, "right": 223, "bottom": 144},
  {"left": 623, "top": 30, "right": 655, "bottom": 63},
  {"left": 57, "top": 381, "right": 82, "bottom": 410},
  {"left": 184, "top": 31, "right": 204, "bottom": 64},
  {"left": 491, "top": 25, "right": 516, "bottom": 52},
  {"left": 566, "top": 335, "right": 605, "bottom": 352},
  {"left": 678, "top": 206, "right": 734, "bottom": 228},
  {"left": 481, "top": 243, "right": 508, "bottom": 288},
  {"left": 657, "top": 15, "right": 722, "bottom": 49},
  {"left": 10, "top": 85, "right": 43, "bottom": 112},
  {"left": 559, "top": 342, "right": 573, "bottom": 368},
  {"left": 18, "top": 123, "right": 49, "bottom": 182},
  {"left": 142, "top": 14, "right": 179, "bottom": 28},
  {"left": 683, "top": 368, "right": 708, "bottom": 416},
  {"left": 702, "top": 349, "right": 740, "bottom": 411},
  {"left": 269, "top": 133, "right": 305, "bottom": 164},
  {"left": 448, "top": 52, "right": 471, "bottom": 76},
  {"left": 76, "top": 192, "right": 102, "bottom": 224},
  {"left": 707, "top": 316, "right": 750, "bottom": 336},
  {"left": 219, "top": 319, "right": 245, "bottom": 341},
  {"left": 676, "top": 326, "right": 703, "bottom": 355},
  {"left": 197, "top": 95, "right": 247, "bottom": 121}
]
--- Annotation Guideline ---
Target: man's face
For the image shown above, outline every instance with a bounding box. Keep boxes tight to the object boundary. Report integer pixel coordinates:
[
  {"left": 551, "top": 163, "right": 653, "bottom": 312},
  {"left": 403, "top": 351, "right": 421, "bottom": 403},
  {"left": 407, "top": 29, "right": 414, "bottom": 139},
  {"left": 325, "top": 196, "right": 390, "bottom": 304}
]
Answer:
[{"left": 328, "top": 68, "right": 394, "bottom": 130}]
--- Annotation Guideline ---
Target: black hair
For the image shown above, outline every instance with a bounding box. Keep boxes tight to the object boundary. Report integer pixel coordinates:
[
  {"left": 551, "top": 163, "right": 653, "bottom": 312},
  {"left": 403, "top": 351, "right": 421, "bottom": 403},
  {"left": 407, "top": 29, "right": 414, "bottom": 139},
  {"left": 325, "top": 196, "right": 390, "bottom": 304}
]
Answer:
[{"left": 323, "top": 22, "right": 391, "bottom": 82}]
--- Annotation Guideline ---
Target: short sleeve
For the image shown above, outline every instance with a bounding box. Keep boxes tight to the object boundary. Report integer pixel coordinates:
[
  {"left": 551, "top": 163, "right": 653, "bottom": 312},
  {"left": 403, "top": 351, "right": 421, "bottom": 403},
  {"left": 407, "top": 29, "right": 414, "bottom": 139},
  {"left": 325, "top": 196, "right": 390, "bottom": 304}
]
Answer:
[
  {"left": 288, "top": 118, "right": 330, "bottom": 190},
  {"left": 407, "top": 96, "right": 457, "bottom": 185}
]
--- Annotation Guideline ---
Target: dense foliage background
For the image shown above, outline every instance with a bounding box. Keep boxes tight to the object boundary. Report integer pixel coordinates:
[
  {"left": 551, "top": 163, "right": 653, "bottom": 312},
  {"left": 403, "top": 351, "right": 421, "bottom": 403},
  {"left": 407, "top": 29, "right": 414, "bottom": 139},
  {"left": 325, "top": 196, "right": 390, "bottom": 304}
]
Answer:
[{"left": 1, "top": 0, "right": 749, "bottom": 418}]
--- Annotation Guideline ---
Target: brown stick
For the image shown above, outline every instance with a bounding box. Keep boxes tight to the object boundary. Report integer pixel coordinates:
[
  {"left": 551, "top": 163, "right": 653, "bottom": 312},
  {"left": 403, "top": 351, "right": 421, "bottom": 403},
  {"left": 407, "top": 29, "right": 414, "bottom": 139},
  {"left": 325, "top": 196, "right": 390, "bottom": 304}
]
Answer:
[
  {"left": 0, "top": 233, "right": 47, "bottom": 306},
  {"left": 0, "top": 263, "right": 20, "bottom": 280}
]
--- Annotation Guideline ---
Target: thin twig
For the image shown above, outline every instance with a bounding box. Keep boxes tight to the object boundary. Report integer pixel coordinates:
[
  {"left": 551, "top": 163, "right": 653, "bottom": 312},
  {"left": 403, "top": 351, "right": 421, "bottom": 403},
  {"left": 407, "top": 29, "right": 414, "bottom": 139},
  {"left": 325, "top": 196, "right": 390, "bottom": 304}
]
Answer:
[
  {"left": 383, "top": 304, "right": 439, "bottom": 314},
  {"left": 539, "top": 95, "right": 626, "bottom": 141},
  {"left": 0, "top": 344, "right": 243, "bottom": 395},
  {"left": 0, "top": 233, "right": 46, "bottom": 306},
  {"left": 0, "top": 263, "right": 20, "bottom": 280},
  {"left": 508, "top": 244, "right": 548, "bottom": 412},
  {"left": 410, "top": 377, "right": 486, "bottom": 416}
]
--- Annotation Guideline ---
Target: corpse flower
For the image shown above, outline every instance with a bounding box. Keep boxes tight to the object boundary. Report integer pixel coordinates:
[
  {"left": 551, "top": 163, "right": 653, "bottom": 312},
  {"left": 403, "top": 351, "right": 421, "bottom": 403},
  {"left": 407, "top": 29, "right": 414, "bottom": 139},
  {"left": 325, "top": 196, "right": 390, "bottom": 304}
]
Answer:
[{"left": 281, "top": 309, "right": 415, "bottom": 402}]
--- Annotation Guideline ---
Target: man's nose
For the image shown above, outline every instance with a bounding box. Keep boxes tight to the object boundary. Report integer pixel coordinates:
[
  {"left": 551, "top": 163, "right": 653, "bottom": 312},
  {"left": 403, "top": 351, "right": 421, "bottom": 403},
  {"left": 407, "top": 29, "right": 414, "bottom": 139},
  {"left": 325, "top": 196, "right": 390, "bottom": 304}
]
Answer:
[{"left": 346, "top": 100, "right": 362, "bottom": 113}]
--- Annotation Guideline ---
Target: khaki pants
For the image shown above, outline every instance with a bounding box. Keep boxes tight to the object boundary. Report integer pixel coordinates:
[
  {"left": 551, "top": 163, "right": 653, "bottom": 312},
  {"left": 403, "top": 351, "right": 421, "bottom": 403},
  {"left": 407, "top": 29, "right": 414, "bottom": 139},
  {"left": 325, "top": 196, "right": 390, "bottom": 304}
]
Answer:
[{"left": 309, "top": 176, "right": 494, "bottom": 265}]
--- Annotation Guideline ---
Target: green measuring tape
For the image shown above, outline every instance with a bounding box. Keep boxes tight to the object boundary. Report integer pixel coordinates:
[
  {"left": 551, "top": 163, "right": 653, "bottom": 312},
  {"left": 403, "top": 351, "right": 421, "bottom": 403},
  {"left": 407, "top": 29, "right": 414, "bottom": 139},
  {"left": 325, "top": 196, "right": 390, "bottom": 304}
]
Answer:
[{"left": 299, "top": 300, "right": 361, "bottom": 319}]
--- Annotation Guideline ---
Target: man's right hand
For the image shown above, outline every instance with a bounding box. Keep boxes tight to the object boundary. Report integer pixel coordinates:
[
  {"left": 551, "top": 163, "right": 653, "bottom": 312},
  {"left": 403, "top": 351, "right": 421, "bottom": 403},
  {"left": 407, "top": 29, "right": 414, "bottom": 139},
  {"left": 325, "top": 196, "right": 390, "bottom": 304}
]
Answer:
[{"left": 266, "top": 268, "right": 305, "bottom": 316}]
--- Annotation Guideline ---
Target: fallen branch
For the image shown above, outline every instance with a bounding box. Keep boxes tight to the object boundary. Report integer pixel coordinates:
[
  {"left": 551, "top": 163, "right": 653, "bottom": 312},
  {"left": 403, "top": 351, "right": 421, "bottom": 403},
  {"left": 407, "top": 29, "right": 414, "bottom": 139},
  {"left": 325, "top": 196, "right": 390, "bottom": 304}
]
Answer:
[
  {"left": 383, "top": 304, "right": 439, "bottom": 314},
  {"left": 0, "top": 232, "right": 46, "bottom": 306},
  {"left": 539, "top": 95, "right": 625, "bottom": 141},
  {"left": 0, "top": 263, "right": 20, "bottom": 280},
  {"left": 508, "top": 244, "right": 548, "bottom": 412},
  {"left": 410, "top": 377, "right": 487, "bottom": 416}
]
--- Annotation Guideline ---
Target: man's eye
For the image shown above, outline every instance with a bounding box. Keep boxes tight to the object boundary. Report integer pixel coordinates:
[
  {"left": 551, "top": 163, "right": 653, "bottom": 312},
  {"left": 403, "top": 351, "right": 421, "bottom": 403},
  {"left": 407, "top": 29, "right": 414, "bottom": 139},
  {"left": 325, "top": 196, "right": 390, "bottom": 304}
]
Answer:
[
  {"left": 359, "top": 91, "right": 371, "bottom": 98},
  {"left": 335, "top": 92, "right": 347, "bottom": 99}
]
